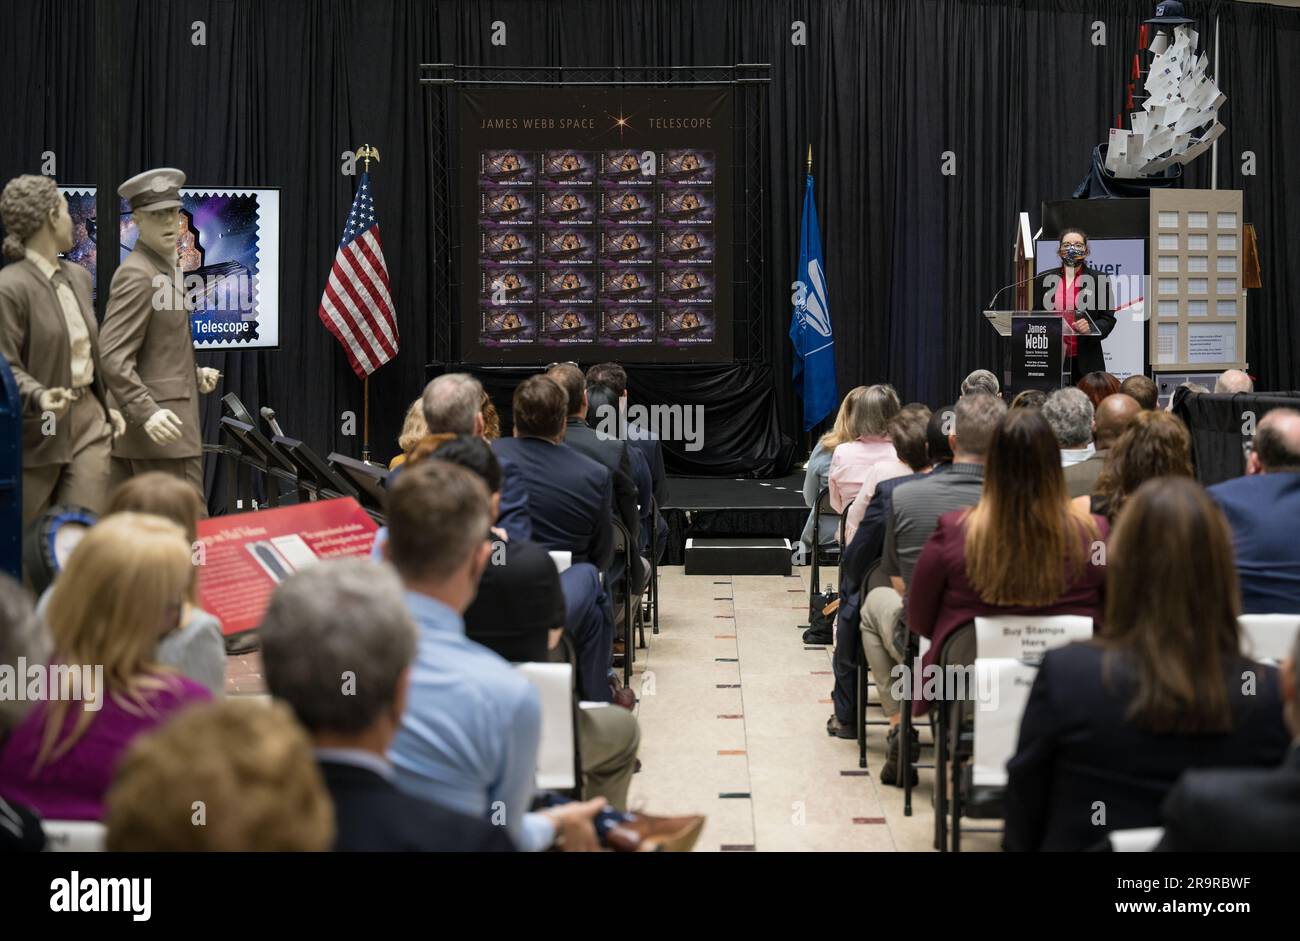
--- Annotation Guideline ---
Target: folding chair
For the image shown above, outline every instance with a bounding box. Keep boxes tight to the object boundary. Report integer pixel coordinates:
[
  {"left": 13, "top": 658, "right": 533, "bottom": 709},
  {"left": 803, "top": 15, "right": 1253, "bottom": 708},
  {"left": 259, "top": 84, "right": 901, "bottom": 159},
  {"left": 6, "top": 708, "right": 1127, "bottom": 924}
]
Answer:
[
  {"left": 646, "top": 496, "right": 661, "bottom": 636},
  {"left": 854, "top": 559, "right": 894, "bottom": 769},
  {"left": 898, "top": 631, "right": 935, "bottom": 817},
  {"left": 931, "top": 622, "right": 975, "bottom": 852},
  {"left": 947, "top": 614, "right": 1092, "bottom": 852},
  {"left": 41, "top": 819, "right": 106, "bottom": 852},
  {"left": 1238, "top": 613, "right": 1300, "bottom": 664},
  {"left": 610, "top": 518, "right": 645, "bottom": 688},
  {"left": 806, "top": 487, "right": 841, "bottom": 624},
  {"left": 516, "top": 657, "right": 583, "bottom": 799}
]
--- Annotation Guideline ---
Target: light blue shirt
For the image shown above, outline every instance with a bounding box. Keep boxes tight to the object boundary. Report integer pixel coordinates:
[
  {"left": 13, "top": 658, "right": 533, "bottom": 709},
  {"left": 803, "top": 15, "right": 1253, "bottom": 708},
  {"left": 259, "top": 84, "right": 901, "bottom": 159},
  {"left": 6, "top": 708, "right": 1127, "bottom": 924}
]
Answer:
[{"left": 389, "top": 590, "right": 554, "bottom": 851}]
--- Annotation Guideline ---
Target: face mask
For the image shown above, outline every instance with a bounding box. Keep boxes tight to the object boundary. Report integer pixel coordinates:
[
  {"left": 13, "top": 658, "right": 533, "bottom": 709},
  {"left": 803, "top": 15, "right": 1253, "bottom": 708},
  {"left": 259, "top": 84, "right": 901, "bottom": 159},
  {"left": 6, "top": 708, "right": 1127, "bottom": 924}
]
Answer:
[{"left": 1062, "top": 244, "right": 1087, "bottom": 265}]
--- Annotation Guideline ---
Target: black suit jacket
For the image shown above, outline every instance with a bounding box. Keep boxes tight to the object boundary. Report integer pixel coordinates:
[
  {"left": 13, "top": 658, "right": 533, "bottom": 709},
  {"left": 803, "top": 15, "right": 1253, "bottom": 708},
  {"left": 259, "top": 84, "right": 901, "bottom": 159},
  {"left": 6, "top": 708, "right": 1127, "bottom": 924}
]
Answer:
[
  {"left": 1030, "top": 264, "right": 1117, "bottom": 377},
  {"left": 492, "top": 435, "right": 614, "bottom": 572},
  {"left": 320, "top": 759, "right": 516, "bottom": 852},
  {"left": 1157, "top": 746, "right": 1300, "bottom": 851},
  {"left": 565, "top": 418, "right": 641, "bottom": 560},
  {"left": 629, "top": 432, "right": 667, "bottom": 505},
  {"left": 1004, "top": 644, "right": 1290, "bottom": 851}
]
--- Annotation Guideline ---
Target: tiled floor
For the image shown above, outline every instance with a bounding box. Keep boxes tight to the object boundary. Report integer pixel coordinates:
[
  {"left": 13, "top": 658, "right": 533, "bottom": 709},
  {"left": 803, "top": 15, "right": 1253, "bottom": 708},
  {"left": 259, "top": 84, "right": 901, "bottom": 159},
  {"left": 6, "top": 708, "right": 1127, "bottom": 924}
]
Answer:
[
  {"left": 626, "top": 564, "right": 1003, "bottom": 852},
  {"left": 224, "top": 563, "right": 1003, "bottom": 851}
]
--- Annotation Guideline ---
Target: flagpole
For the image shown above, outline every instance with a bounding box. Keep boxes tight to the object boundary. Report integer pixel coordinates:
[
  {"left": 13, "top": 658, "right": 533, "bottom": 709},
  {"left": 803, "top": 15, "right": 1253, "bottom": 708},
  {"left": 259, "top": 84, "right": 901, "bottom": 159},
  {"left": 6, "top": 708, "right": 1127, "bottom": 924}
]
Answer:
[{"left": 357, "top": 143, "right": 380, "bottom": 463}]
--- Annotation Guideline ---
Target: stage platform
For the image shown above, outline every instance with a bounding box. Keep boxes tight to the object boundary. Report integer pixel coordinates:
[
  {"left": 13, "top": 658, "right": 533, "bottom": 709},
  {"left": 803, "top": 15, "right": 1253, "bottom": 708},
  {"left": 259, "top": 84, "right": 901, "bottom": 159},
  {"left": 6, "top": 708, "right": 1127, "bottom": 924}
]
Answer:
[{"left": 660, "top": 474, "right": 807, "bottom": 565}]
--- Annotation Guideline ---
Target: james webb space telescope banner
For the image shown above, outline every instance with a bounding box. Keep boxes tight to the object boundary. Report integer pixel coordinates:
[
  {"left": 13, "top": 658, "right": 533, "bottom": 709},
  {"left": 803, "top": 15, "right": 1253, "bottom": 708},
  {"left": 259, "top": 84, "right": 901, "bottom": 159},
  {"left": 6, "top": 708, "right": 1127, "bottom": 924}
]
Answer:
[{"left": 460, "top": 88, "right": 732, "bottom": 364}]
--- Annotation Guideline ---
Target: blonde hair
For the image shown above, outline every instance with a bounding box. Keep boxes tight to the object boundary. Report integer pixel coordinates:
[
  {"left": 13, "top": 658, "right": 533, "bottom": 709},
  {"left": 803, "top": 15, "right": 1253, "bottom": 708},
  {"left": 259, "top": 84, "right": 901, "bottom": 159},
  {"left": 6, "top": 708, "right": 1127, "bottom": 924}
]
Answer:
[
  {"left": 0, "top": 174, "right": 60, "bottom": 261},
  {"left": 397, "top": 398, "right": 429, "bottom": 453},
  {"left": 818, "top": 386, "right": 868, "bottom": 449},
  {"left": 105, "top": 699, "right": 334, "bottom": 851},
  {"left": 38, "top": 513, "right": 195, "bottom": 770}
]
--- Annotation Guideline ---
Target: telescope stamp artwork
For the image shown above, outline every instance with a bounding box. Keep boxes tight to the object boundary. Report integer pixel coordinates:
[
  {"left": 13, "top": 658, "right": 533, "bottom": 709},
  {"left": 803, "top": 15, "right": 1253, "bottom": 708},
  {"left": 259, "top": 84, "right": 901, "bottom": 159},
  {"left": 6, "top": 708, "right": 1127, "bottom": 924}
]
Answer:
[{"left": 461, "top": 88, "right": 731, "bottom": 362}]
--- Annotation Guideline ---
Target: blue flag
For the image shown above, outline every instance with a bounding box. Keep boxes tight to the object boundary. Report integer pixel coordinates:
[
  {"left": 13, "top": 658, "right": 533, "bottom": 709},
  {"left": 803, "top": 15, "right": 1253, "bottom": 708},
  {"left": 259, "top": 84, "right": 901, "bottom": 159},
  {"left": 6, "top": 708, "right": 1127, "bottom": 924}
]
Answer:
[{"left": 789, "top": 172, "right": 838, "bottom": 431}]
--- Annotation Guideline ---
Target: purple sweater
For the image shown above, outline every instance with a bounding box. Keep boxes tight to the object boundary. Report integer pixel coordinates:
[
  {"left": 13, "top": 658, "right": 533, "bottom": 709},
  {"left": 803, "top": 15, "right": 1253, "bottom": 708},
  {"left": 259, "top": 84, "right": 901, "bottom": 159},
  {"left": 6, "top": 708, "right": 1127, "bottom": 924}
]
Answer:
[{"left": 0, "top": 673, "right": 211, "bottom": 821}]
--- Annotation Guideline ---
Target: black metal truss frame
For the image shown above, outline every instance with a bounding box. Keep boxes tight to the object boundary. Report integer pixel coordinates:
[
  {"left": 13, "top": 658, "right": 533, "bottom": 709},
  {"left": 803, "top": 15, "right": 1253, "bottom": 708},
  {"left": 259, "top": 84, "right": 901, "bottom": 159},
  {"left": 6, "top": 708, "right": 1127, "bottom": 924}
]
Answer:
[{"left": 418, "top": 63, "right": 770, "bottom": 366}]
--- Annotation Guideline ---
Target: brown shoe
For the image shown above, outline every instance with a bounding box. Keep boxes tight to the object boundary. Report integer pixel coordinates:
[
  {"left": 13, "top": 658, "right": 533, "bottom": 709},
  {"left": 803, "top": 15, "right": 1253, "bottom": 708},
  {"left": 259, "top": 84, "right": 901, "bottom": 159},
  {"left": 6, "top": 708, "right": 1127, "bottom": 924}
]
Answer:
[
  {"left": 612, "top": 641, "right": 626, "bottom": 658},
  {"left": 606, "top": 813, "right": 706, "bottom": 852},
  {"left": 611, "top": 686, "right": 637, "bottom": 710}
]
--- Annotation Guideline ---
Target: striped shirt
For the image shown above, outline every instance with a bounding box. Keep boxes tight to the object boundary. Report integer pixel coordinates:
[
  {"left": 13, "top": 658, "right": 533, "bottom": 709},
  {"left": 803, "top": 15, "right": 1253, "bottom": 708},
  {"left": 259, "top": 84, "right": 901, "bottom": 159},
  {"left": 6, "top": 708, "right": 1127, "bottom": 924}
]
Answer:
[{"left": 883, "top": 462, "right": 985, "bottom": 589}]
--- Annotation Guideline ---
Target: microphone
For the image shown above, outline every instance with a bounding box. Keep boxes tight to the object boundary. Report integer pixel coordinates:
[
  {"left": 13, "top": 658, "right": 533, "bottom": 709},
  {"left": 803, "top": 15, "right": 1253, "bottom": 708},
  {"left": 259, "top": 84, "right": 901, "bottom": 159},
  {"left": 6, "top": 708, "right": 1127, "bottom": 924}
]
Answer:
[
  {"left": 985, "top": 271, "right": 1042, "bottom": 311},
  {"left": 260, "top": 406, "right": 286, "bottom": 438}
]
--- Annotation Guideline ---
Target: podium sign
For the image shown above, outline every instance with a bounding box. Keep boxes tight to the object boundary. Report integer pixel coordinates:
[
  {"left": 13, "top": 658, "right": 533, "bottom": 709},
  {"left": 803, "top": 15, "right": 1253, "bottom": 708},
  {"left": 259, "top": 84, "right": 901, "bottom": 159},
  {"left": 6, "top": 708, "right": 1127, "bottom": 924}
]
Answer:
[{"left": 1010, "top": 314, "right": 1063, "bottom": 393}]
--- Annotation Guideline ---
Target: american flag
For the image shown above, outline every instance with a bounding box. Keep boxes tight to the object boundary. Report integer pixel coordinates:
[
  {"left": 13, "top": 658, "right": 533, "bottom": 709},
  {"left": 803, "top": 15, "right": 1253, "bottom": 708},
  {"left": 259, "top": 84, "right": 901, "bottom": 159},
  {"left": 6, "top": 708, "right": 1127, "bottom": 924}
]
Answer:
[{"left": 318, "top": 172, "right": 399, "bottom": 378}]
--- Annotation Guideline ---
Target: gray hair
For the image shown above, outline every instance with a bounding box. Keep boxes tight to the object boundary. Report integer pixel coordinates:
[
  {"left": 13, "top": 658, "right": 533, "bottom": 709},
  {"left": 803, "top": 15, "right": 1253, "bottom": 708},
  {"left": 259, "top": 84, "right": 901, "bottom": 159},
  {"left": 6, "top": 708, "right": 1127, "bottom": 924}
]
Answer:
[
  {"left": 953, "top": 393, "right": 1007, "bottom": 456},
  {"left": 0, "top": 574, "right": 48, "bottom": 734},
  {"left": 260, "top": 559, "right": 417, "bottom": 735},
  {"left": 848, "top": 383, "right": 901, "bottom": 439},
  {"left": 1042, "top": 387, "right": 1094, "bottom": 448},
  {"left": 421, "top": 373, "right": 482, "bottom": 435},
  {"left": 961, "top": 369, "right": 1001, "bottom": 398},
  {"left": 1214, "top": 369, "right": 1254, "bottom": 394}
]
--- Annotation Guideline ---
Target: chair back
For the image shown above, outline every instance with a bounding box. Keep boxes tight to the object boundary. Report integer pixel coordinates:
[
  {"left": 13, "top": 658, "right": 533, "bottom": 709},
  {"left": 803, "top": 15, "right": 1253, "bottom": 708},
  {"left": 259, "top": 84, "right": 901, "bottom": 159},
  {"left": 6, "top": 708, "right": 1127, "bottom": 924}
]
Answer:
[
  {"left": 1238, "top": 614, "right": 1300, "bottom": 665},
  {"left": 515, "top": 662, "right": 578, "bottom": 791},
  {"left": 42, "top": 819, "right": 107, "bottom": 852},
  {"left": 971, "top": 615, "right": 1093, "bottom": 787},
  {"left": 1108, "top": 827, "right": 1165, "bottom": 852}
]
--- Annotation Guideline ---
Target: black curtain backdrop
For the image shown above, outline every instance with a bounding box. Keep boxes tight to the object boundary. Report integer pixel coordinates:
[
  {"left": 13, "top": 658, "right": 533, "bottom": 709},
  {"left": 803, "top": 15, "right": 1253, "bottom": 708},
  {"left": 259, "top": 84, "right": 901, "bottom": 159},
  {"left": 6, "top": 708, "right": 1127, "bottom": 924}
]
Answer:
[{"left": 2, "top": 0, "right": 1298, "bottom": 506}]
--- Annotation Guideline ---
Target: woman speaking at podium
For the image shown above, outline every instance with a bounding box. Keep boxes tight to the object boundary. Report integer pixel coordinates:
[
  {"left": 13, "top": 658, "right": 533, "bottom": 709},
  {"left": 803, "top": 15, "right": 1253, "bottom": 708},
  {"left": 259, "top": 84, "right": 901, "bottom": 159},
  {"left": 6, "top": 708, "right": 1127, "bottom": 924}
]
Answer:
[{"left": 1032, "top": 228, "right": 1116, "bottom": 384}]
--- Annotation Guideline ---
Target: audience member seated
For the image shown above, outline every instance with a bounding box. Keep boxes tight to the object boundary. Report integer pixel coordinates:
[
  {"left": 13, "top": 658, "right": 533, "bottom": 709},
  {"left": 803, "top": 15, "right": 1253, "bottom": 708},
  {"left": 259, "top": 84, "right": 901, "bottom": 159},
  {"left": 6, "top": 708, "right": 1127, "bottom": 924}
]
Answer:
[
  {"left": 858, "top": 395, "right": 1005, "bottom": 781},
  {"left": 845, "top": 404, "right": 931, "bottom": 545},
  {"left": 0, "top": 575, "right": 48, "bottom": 851},
  {"left": 1208, "top": 407, "right": 1300, "bottom": 614},
  {"left": 1214, "top": 368, "right": 1254, "bottom": 394},
  {"left": 584, "top": 361, "right": 667, "bottom": 506},
  {"left": 438, "top": 436, "right": 642, "bottom": 796},
  {"left": 907, "top": 408, "right": 1108, "bottom": 727},
  {"left": 33, "top": 473, "right": 227, "bottom": 693},
  {"left": 828, "top": 383, "right": 901, "bottom": 512},
  {"left": 960, "top": 369, "right": 1000, "bottom": 398},
  {"left": 546, "top": 363, "right": 644, "bottom": 593},
  {"left": 1009, "top": 389, "right": 1046, "bottom": 410},
  {"left": 1158, "top": 626, "right": 1300, "bottom": 851},
  {"left": 1063, "top": 393, "right": 1140, "bottom": 499},
  {"left": 1005, "top": 477, "right": 1289, "bottom": 850},
  {"left": 826, "top": 405, "right": 954, "bottom": 741},
  {"left": 494, "top": 376, "right": 614, "bottom": 575},
  {"left": 382, "top": 459, "right": 701, "bottom": 851},
  {"left": 389, "top": 397, "right": 428, "bottom": 469},
  {"left": 420, "top": 373, "right": 532, "bottom": 540},
  {"left": 1043, "top": 386, "right": 1095, "bottom": 467},
  {"left": 260, "top": 558, "right": 515, "bottom": 851},
  {"left": 1075, "top": 370, "right": 1120, "bottom": 409},
  {"left": 799, "top": 385, "right": 865, "bottom": 557},
  {"left": 1166, "top": 381, "right": 1209, "bottom": 411},
  {"left": 1119, "top": 374, "right": 1158, "bottom": 410},
  {"left": 589, "top": 380, "right": 666, "bottom": 564},
  {"left": 1075, "top": 410, "right": 1193, "bottom": 522},
  {"left": 104, "top": 473, "right": 225, "bottom": 692},
  {"left": 0, "top": 514, "right": 211, "bottom": 820},
  {"left": 104, "top": 700, "right": 334, "bottom": 851},
  {"left": 479, "top": 386, "right": 502, "bottom": 439}
]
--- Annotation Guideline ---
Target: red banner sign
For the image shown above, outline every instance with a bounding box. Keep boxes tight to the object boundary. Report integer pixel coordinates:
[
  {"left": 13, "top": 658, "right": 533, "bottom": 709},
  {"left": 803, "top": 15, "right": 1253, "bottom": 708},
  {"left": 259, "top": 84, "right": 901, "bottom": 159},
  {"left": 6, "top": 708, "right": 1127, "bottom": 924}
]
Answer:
[{"left": 195, "top": 498, "right": 378, "bottom": 636}]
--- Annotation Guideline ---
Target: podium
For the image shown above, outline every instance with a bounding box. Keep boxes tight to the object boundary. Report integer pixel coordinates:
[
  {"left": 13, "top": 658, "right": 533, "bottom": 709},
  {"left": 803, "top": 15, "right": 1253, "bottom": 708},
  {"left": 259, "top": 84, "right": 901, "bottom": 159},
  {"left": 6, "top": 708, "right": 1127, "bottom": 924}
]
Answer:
[{"left": 983, "top": 310, "right": 1092, "bottom": 394}]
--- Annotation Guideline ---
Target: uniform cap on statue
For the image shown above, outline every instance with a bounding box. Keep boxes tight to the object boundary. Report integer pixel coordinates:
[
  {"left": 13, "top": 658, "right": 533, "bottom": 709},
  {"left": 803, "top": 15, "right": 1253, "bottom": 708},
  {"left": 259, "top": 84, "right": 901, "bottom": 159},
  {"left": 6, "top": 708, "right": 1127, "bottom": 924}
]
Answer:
[
  {"left": 1145, "top": 1, "right": 1195, "bottom": 25},
  {"left": 118, "top": 168, "right": 186, "bottom": 213}
]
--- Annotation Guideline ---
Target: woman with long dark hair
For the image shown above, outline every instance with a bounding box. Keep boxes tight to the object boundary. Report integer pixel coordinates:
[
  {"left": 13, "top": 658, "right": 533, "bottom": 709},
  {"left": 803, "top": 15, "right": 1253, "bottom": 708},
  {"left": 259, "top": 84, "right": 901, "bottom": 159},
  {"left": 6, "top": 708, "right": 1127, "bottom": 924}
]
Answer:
[{"left": 1005, "top": 477, "right": 1290, "bottom": 850}]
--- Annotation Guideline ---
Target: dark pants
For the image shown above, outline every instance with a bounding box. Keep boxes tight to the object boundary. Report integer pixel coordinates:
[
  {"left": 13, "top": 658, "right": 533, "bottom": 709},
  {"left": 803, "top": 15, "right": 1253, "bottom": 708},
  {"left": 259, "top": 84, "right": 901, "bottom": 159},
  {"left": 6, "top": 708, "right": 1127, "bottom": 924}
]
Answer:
[
  {"left": 830, "top": 586, "right": 861, "bottom": 723},
  {"left": 561, "top": 562, "right": 615, "bottom": 702}
]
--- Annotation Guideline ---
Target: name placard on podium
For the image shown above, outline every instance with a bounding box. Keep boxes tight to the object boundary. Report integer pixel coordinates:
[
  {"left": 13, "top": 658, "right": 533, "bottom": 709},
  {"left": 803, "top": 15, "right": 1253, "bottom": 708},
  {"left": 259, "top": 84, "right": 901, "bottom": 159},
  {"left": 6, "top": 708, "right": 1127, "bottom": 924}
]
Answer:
[{"left": 1012, "top": 315, "right": 1063, "bottom": 392}]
